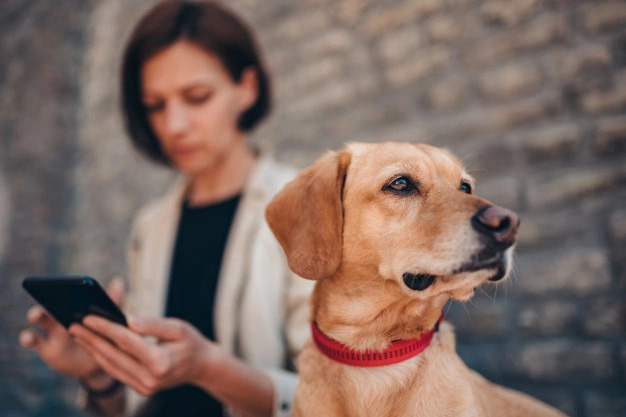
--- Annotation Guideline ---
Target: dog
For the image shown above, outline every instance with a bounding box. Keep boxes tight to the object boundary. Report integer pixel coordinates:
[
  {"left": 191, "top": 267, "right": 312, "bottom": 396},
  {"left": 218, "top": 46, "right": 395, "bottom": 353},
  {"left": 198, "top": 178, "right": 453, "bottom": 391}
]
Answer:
[{"left": 266, "top": 142, "right": 566, "bottom": 417}]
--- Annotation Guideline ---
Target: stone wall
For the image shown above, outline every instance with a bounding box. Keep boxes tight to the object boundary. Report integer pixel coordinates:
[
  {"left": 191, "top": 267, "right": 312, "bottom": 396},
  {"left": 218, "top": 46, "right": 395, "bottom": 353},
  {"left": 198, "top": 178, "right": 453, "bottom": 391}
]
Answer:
[{"left": 1, "top": 0, "right": 624, "bottom": 416}]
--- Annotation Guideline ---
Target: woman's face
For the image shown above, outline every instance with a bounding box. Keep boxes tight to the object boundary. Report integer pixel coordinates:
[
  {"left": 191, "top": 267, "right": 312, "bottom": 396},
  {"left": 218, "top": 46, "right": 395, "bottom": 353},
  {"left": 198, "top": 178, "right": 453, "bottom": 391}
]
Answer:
[{"left": 141, "top": 41, "right": 257, "bottom": 175}]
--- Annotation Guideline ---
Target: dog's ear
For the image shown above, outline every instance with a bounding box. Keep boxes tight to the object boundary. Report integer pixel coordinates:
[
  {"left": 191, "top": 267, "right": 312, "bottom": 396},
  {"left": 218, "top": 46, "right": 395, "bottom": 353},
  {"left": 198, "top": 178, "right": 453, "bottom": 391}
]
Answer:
[{"left": 266, "top": 150, "right": 351, "bottom": 280}]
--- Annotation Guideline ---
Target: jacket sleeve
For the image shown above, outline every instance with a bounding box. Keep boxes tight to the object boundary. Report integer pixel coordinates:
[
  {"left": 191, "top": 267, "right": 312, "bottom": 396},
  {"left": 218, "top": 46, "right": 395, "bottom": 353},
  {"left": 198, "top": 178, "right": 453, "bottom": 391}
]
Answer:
[{"left": 266, "top": 264, "right": 314, "bottom": 417}]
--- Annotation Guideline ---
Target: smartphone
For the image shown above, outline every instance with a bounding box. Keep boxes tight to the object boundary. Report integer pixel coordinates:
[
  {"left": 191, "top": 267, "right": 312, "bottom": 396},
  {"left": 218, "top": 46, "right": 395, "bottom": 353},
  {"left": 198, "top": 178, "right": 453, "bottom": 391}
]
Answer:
[{"left": 22, "top": 276, "right": 127, "bottom": 328}]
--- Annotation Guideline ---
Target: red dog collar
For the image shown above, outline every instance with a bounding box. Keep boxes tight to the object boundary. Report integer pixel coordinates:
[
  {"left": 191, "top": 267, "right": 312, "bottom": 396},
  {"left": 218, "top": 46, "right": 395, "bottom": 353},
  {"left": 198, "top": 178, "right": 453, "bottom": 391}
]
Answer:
[{"left": 311, "top": 315, "right": 443, "bottom": 367}]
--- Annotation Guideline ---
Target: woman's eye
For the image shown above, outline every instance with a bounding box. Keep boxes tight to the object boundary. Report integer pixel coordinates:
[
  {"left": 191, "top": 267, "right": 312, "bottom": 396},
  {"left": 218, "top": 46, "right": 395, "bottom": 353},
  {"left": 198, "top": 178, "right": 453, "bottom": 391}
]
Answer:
[
  {"left": 460, "top": 182, "right": 472, "bottom": 194},
  {"left": 186, "top": 92, "right": 212, "bottom": 105},
  {"left": 143, "top": 102, "right": 164, "bottom": 114},
  {"left": 387, "top": 177, "right": 413, "bottom": 193}
]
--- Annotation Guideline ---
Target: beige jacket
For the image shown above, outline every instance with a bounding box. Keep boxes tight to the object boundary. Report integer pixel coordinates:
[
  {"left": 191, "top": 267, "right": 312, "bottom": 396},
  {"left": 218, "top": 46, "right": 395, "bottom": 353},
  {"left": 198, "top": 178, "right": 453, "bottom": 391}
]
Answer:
[{"left": 82, "top": 156, "right": 313, "bottom": 417}]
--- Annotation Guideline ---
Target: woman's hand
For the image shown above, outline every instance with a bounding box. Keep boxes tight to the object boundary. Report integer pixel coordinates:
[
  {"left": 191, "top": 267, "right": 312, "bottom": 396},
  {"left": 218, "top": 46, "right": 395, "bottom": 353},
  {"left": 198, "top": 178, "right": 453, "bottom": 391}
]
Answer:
[
  {"left": 69, "top": 315, "right": 214, "bottom": 396},
  {"left": 19, "top": 278, "right": 125, "bottom": 381}
]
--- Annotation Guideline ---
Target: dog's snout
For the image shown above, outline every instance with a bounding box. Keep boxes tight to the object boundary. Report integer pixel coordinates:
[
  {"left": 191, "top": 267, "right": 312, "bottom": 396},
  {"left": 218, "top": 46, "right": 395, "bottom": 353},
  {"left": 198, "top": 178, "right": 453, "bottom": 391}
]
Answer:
[{"left": 471, "top": 206, "right": 520, "bottom": 246}]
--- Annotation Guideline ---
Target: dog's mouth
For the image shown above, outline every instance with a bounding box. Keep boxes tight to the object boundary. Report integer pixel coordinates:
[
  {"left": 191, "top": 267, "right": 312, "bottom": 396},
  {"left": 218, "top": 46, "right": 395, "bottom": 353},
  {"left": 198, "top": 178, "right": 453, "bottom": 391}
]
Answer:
[
  {"left": 455, "top": 247, "right": 509, "bottom": 282},
  {"left": 403, "top": 248, "right": 510, "bottom": 291}
]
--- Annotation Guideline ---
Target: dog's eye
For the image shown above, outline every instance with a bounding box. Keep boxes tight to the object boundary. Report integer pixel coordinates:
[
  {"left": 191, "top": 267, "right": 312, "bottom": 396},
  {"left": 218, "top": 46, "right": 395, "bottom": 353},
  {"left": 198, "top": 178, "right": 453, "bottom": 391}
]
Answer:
[
  {"left": 460, "top": 182, "right": 472, "bottom": 194},
  {"left": 387, "top": 177, "right": 413, "bottom": 193}
]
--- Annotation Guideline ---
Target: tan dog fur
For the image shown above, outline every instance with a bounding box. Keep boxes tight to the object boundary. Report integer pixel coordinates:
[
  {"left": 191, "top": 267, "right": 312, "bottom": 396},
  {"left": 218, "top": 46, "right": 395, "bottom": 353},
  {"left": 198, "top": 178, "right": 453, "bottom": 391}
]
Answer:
[{"left": 266, "top": 142, "right": 566, "bottom": 417}]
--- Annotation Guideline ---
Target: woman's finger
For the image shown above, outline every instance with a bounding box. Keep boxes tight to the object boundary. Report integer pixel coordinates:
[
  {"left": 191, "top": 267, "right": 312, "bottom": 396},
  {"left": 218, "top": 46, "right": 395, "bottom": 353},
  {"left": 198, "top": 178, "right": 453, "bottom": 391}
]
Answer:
[
  {"left": 19, "top": 329, "right": 43, "bottom": 350},
  {"left": 75, "top": 337, "right": 151, "bottom": 395},
  {"left": 27, "top": 306, "right": 59, "bottom": 333},
  {"left": 81, "top": 315, "right": 157, "bottom": 363},
  {"left": 129, "top": 316, "right": 187, "bottom": 341}
]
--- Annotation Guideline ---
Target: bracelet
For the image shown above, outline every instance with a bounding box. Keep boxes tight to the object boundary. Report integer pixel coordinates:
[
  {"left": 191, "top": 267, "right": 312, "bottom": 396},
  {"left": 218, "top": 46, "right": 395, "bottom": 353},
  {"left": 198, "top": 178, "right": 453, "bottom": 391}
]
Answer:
[{"left": 80, "top": 377, "right": 124, "bottom": 398}]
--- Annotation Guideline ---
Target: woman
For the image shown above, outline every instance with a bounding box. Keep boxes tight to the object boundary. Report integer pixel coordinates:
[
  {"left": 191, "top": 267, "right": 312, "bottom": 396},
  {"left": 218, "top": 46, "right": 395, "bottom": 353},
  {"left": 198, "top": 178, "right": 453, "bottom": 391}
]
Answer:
[{"left": 19, "top": 1, "right": 312, "bottom": 416}]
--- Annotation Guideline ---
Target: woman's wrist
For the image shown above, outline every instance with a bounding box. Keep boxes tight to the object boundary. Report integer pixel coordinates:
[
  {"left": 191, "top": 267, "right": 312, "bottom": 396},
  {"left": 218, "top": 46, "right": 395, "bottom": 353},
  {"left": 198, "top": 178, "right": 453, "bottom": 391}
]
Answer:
[
  {"left": 80, "top": 369, "right": 119, "bottom": 394},
  {"left": 191, "top": 340, "right": 227, "bottom": 391}
]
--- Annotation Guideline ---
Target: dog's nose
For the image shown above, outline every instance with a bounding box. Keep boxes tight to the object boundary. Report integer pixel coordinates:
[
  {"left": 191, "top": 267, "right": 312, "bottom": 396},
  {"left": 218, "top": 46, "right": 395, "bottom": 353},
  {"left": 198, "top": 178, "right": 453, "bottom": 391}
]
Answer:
[{"left": 471, "top": 206, "right": 520, "bottom": 247}]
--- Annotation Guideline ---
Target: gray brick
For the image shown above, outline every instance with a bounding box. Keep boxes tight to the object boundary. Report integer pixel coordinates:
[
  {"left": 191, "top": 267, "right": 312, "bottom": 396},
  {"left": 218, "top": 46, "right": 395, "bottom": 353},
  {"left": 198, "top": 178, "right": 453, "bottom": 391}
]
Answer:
[
  {"left": 300, "top": 29, "right": 353, "bottom": 58},
  {"left": 278, "top": 56, "right": 343, "bottom": 95},
  {"left": 582, "top": 72, "right": 626, "bottom": 113},
  {"left": 516, "top": 123, "right": 582, "bottom": 161},
  {"left": 384, "top": 47, "right": 451, "bottom": 87},
  {"left": 461, "top": 14, "right": 568, "bottom": 67},
  {"left": 526, "top": 164, "right": 626, "bottom": 208},
  {"left": 426, "top": 14, "right": 481, "bottom": 43},
  {"left": 546, "top": 44, "right": 612, "bottom": 81},
  {"left": 424, "top": 75, "right": 466, "bottom": 111},
  {"left": 474, "top": 175, "right": 520, "bottom": 210},
  {"left": 491, "top": 92, "right": 562, "bottom": 130},
  {"left": 480, "top": 0, "right": 539, "bottom": 26},
  {"left": 594, "top": 115, "right": 626, "bottom": 154},
  {"left": 609, "top": 208, "right": 626, "bottom": 242},
  {"left": 582, "top": 297, "right": 626, "bottom": 336},
  {"left": 583, "top": 1, "right": 626, "bottom": 34},
  {"left": 447, "top": 296, "right": 507, "bottom": 337},
  {"left": 474, "top": 62, "right": 543, "bottom": 101},
  {"left": 621, "top": 344, "right": 626, "bottom": 378},
  {"left": 516, "top": 247, "right": 612, "bottom": 296},
  {"left": 516, "top": 208, "right": 595, "bottom": 248},
  {"left": 504, "top": 340, "right": 614, "bottom": 381},
  {"left": 516, "top": 301, "right": 579, "bottom": 335},
  {"left": 358, "top": 0, "right": 442, "bottom": 38},
  {"left": 272, "top": 10, "right": 329, "bottom": 43},
  {"left": 585, "top": 391, "right": 626, "bottom": 417},
  {"left": 374, "top": 25, "right": 423, "bottom": 64}
]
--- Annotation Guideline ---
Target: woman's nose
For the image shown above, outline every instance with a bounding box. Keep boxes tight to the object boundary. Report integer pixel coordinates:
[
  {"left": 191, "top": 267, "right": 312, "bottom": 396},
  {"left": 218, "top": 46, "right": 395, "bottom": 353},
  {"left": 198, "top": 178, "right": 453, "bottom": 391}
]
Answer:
[{"left": 163, "top": 102, "right": 189, "bottom": 136}]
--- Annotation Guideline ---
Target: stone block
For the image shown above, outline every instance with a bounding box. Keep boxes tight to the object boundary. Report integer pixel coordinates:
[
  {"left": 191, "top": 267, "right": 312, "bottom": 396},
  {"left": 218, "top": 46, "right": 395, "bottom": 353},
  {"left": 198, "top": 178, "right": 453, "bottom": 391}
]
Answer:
[
  {"left": 516, "top": 123, "right": 582, "bottom": 161},
  {"left": 583, "top": 1, "right": 626, "bottom": 34},
  {"left": 582, "top": 72, "right": 626, "bottom": 113},
  {"left": 358, "top": 0, "right": 442, "bottom": 38},
  {"left": 492, "top": 92, "right": 562, "bottom": 130},
  {"left": 516, "top": 247, "right": 612, "bottom": 296},
  {"left": 546, "top": 44, "right": 612, "bottom": 81},
  {"left": 462, "top": 14, "right": 568, "bottom": 67},
  {"left": 585, "top": 390, "right": 626, "bottom": 417},
  {"left": 446, "top": 296, "right": 508, "bottom": 338},
  {"left": 480, "top": 0, "right": 539, "bottom": 26},
  {"left": 526, "top": 164, "right": 626, "bottom": 208},
  {"left": 300, "top": 29, "right": 353, "bottom": 58},
  {"left": 516, "top": 301, "right": 579, "bottom": 335},
  {"left": 278, "top": 56, "right": 343, "bottom": 96},
  {"left": 609, "top": 208, "right": 626, "bottom": 242},
  {"left": 504, "top": 340, "right": 614, "bottom": 381},
  {"left": 455, "top": 139, "right": 517, "bottom": 175},
  {"left": 384, "top": 47, "right": 451, "bottom": 87},
  {"left": 424, "top": 75, "right": 466, "bottom": 111},
  {"left": 621, "top": 344, "right": 626, "bottom": 377},
  {"left": 272, "top": 9, "right": 329, "bottom": 43},
  {"left": 474, "top": 175, "right": 520, "bottom": 210},
  {"left": 456, "top": 342, "right": 504, "bottom": 379},
  {"left": 582, "top": 297, "right": 626, "bottom": 336},
  {"left": 516, "top": 208, "right": 594, "bottom": 248},
  {"left": 374, "top": 25, "right": 423, "bottom": 64},
  {"left": 426, "top": 14, "right": 481, "bottom": 43},
  {"left": 474, "top": 63, "right": 543, "bottom": 101},
  {"left": 594, "top": 115, "right": 626, "bottom": 154}
]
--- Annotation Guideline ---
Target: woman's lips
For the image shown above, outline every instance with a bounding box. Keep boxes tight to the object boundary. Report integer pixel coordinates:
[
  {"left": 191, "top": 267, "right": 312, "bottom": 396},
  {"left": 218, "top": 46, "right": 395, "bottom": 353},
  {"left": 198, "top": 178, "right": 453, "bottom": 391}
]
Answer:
[{"left": 171, "top": 146, "right": 199, "bottom": 156}]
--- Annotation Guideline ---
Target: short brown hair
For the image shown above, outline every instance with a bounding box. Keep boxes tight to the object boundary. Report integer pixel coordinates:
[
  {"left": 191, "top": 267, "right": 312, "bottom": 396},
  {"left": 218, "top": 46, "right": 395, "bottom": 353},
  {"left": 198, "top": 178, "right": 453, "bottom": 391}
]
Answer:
[{"left": 121, "top": 0, "right": 272, "bottom": 165}]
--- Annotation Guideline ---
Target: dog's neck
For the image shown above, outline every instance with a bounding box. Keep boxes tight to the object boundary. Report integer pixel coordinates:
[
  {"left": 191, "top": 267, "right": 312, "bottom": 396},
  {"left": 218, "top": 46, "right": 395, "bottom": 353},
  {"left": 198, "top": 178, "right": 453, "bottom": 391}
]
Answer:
[{"left": 311, "top": 268, "right": 448, "bottom": 352}]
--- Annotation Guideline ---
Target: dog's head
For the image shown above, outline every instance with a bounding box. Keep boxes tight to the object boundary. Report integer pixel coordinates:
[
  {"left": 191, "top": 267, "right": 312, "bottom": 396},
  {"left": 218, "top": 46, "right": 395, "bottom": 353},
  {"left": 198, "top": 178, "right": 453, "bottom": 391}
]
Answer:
[{"left": 266, "top": 142, "right": 519, "bottom": 302}]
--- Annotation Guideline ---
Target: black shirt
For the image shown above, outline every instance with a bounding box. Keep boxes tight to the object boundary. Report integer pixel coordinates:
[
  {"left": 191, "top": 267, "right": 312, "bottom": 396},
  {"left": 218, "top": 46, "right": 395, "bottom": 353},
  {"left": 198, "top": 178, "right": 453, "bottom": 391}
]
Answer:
[{"left": 137, "top": 194, "right": 241, "bottom": 417}]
